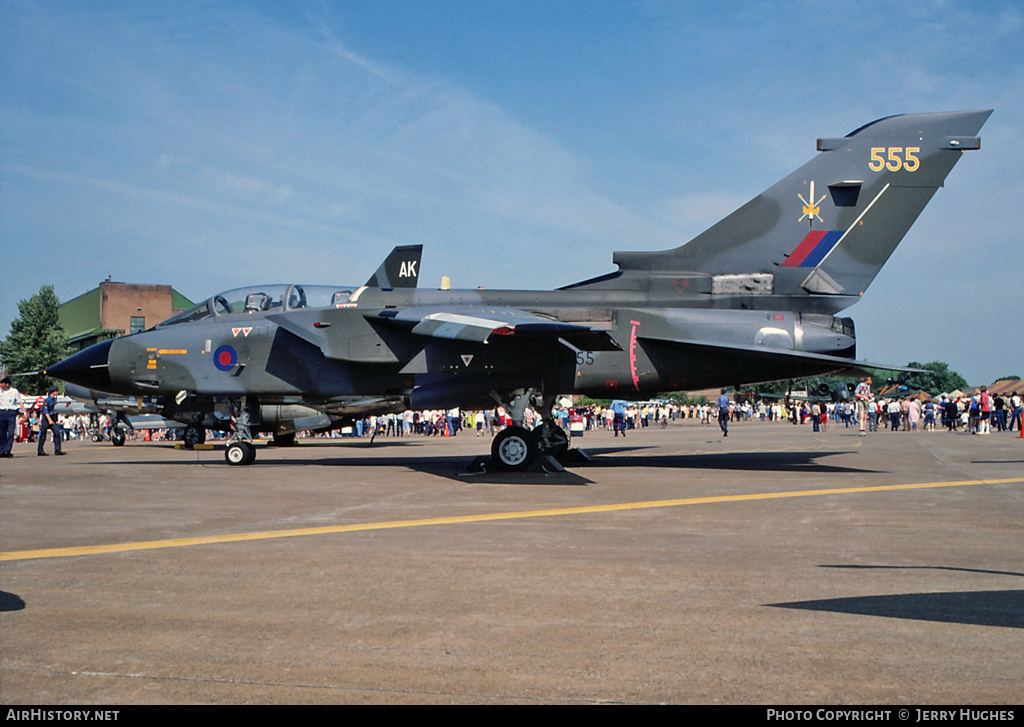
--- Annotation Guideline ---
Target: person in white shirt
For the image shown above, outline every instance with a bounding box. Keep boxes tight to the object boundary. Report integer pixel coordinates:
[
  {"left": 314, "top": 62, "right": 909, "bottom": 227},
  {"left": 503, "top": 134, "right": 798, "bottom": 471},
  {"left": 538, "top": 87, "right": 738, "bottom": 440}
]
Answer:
[
  {"left": 0, "top": 377, "right": 27, "bottom": 457},
  {"left": 854, "top": 376, "right": 873, "bottom": 436}
]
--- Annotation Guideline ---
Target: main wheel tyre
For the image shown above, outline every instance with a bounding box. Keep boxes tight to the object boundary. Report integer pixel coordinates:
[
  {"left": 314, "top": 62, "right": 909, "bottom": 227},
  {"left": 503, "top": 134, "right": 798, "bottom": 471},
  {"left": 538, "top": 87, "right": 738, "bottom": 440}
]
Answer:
[
  {"left": 183, "top": 424, "right": 205, "bottom": 448},
  {"left": 491, "top": 426, "right": 539, "bottom": 471},
  {"left": 110, "top": 428, "right": 126, "bottom": 447},
  {"left": 225, "top": 441, "right": 255, "bottom": 465}
]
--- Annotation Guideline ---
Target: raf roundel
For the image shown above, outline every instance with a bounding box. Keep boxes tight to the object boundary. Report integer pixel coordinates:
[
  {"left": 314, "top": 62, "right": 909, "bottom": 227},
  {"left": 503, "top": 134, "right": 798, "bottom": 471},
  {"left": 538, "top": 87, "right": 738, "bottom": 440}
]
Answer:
[{"left": 213, "top": 345, "right": 238, "bottom": 372}]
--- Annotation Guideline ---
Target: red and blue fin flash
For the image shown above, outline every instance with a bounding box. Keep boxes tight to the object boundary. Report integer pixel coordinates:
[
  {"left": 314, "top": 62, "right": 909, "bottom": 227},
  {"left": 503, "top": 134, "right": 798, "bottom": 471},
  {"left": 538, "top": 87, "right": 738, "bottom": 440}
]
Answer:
[{"left": 783, "top": 230, "right": 843, "bottom": 268}]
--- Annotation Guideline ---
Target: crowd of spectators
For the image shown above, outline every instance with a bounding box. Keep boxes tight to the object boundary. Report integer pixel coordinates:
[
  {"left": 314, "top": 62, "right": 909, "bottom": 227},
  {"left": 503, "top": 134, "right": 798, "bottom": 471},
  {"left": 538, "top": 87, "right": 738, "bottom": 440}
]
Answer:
[{"left": 5, "top": 388, "right": 1022, "bottom": 450}]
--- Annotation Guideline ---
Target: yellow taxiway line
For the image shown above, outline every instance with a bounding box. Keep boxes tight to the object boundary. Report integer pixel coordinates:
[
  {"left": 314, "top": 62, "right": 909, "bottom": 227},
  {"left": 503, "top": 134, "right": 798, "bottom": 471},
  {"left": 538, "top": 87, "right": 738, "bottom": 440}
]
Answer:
[{"left": 2, "top": 477, "right": 1021, "bottom": 563}]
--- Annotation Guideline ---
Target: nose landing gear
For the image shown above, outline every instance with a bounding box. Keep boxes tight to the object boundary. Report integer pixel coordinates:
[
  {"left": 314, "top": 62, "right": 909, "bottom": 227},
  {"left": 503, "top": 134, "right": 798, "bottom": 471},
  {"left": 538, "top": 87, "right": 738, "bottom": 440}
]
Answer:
[{"left": 225, "top": 397, "right": 257, "bottom": 466}]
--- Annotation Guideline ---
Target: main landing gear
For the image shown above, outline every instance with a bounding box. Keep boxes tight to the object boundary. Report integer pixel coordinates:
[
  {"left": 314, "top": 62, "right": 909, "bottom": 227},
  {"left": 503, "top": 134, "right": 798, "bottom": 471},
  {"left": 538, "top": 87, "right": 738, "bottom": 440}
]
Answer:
[{"left": 486, "top": 389, "right": 577, "bottom": 472}]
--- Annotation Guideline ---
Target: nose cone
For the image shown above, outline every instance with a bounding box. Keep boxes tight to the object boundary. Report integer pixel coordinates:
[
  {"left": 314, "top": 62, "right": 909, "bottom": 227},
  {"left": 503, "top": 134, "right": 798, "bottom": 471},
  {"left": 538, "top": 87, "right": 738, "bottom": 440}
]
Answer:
[{"left": 45, "top": 339, "right": 115, "bottom": 391}]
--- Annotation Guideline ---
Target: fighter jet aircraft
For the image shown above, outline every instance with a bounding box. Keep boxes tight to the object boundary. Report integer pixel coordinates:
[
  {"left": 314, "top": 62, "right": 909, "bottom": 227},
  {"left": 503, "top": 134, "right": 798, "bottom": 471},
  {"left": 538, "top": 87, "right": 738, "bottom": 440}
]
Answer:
[{"left": 45, "top": 110, "right": 990, "bottom": 468}]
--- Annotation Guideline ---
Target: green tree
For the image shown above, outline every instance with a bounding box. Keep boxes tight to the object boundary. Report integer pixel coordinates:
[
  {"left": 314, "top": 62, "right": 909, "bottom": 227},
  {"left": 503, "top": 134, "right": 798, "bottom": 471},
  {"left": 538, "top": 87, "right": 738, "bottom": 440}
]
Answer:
[
  {"left": 895, "top": 361, "right": 967, "bottom": 394},
  {"left": 658, "top": 391, "right": 710, "bottom": 406},
  {"left": 0, "top": 285, "right": 71, "bottom": 394}
]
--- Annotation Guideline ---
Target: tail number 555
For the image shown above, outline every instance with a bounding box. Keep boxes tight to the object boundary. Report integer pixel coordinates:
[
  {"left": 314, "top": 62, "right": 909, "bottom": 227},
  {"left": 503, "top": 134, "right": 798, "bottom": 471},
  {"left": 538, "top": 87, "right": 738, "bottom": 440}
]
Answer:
[{"left": 869, "top": 147, "right": 920, "bottom": 173}]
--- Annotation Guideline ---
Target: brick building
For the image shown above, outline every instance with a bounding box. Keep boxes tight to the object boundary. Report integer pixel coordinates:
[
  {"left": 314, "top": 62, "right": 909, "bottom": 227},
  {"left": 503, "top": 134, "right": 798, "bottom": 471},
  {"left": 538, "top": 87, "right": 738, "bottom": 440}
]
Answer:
[{"left": 59, "top": 281, "right": 193, "bottom": 352}]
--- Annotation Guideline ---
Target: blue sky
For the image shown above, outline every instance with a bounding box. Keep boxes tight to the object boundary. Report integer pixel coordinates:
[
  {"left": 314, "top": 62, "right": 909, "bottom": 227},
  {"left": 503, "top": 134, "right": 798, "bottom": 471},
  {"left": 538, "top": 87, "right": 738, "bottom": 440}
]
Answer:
[{"left": 2, "top": 0, "right": 1021, "bottom": 385}]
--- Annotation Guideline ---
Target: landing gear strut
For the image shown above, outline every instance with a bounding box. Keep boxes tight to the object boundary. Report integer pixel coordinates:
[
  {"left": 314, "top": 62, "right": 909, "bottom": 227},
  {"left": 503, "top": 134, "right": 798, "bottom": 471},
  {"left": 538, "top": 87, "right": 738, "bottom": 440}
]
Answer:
[{"left": 225, "top": 396, "right": 257, "bottom": 466}]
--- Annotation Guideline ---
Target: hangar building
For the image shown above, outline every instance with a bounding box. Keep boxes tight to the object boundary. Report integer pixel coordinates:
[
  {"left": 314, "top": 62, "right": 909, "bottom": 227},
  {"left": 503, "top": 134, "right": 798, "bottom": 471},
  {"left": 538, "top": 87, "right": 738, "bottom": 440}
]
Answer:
[{"left": 59, "top": 281, "right": 193, "bottom": 352}]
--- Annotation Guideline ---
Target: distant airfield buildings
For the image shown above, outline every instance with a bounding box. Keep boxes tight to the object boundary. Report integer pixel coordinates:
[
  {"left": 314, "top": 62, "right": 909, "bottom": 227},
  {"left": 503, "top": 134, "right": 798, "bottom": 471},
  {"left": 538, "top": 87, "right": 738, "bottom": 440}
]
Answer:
[{"left": 59, "top": 281, "right": 193, "bottom": 352}]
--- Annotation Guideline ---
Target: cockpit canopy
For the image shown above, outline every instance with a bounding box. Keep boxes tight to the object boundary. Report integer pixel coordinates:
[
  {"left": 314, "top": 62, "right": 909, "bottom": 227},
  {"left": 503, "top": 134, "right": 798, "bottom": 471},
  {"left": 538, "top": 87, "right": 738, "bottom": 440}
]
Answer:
[{"left": 156, "top": 284, "right": 354, "bottom": 328}]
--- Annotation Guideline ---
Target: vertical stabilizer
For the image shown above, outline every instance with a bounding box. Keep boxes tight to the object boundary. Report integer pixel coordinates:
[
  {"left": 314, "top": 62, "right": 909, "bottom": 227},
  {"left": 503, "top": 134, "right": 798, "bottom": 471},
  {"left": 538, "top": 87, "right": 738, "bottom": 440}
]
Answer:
[{"left": 574, "top": 111, "right": 990, "bottom": 310}]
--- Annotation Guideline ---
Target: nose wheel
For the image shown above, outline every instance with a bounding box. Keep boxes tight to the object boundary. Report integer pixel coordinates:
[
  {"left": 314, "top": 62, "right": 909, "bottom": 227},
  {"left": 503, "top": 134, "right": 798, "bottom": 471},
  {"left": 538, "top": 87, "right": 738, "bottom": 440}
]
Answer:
[{"left": 225, "top": 440, "right": 256, "bottom": 466}]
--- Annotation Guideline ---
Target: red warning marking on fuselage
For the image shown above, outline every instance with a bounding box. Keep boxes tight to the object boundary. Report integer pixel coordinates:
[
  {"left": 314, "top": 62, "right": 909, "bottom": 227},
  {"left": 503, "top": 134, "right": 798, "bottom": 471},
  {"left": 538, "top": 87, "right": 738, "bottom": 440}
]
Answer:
[{"left": 629, "top": 320, "right": 641, "bottom": 391}]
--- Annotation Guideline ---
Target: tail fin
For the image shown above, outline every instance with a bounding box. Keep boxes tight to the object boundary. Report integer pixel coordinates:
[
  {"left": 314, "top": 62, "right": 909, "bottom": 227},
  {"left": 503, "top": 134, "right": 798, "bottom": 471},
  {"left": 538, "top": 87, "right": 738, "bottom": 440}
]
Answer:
[
  {"left": 365, "top": 244, "right": 423, "bottom": 288},
  {"left": 571, "top": 110, "right": 990, "bottom": 310}
]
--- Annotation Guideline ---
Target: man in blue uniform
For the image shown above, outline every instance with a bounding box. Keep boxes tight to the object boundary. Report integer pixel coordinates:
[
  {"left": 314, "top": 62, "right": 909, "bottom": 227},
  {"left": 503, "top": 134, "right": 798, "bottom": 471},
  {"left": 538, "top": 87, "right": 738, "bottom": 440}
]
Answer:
[
  {"left": 611, "top": 399, "right": 628, "bottom": 437},
  {"left": 37, "top": 385, "right": 65, "bottom": 456},
  {"left": 717, "top": 389, "right": 731, "bottom": 437}
]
